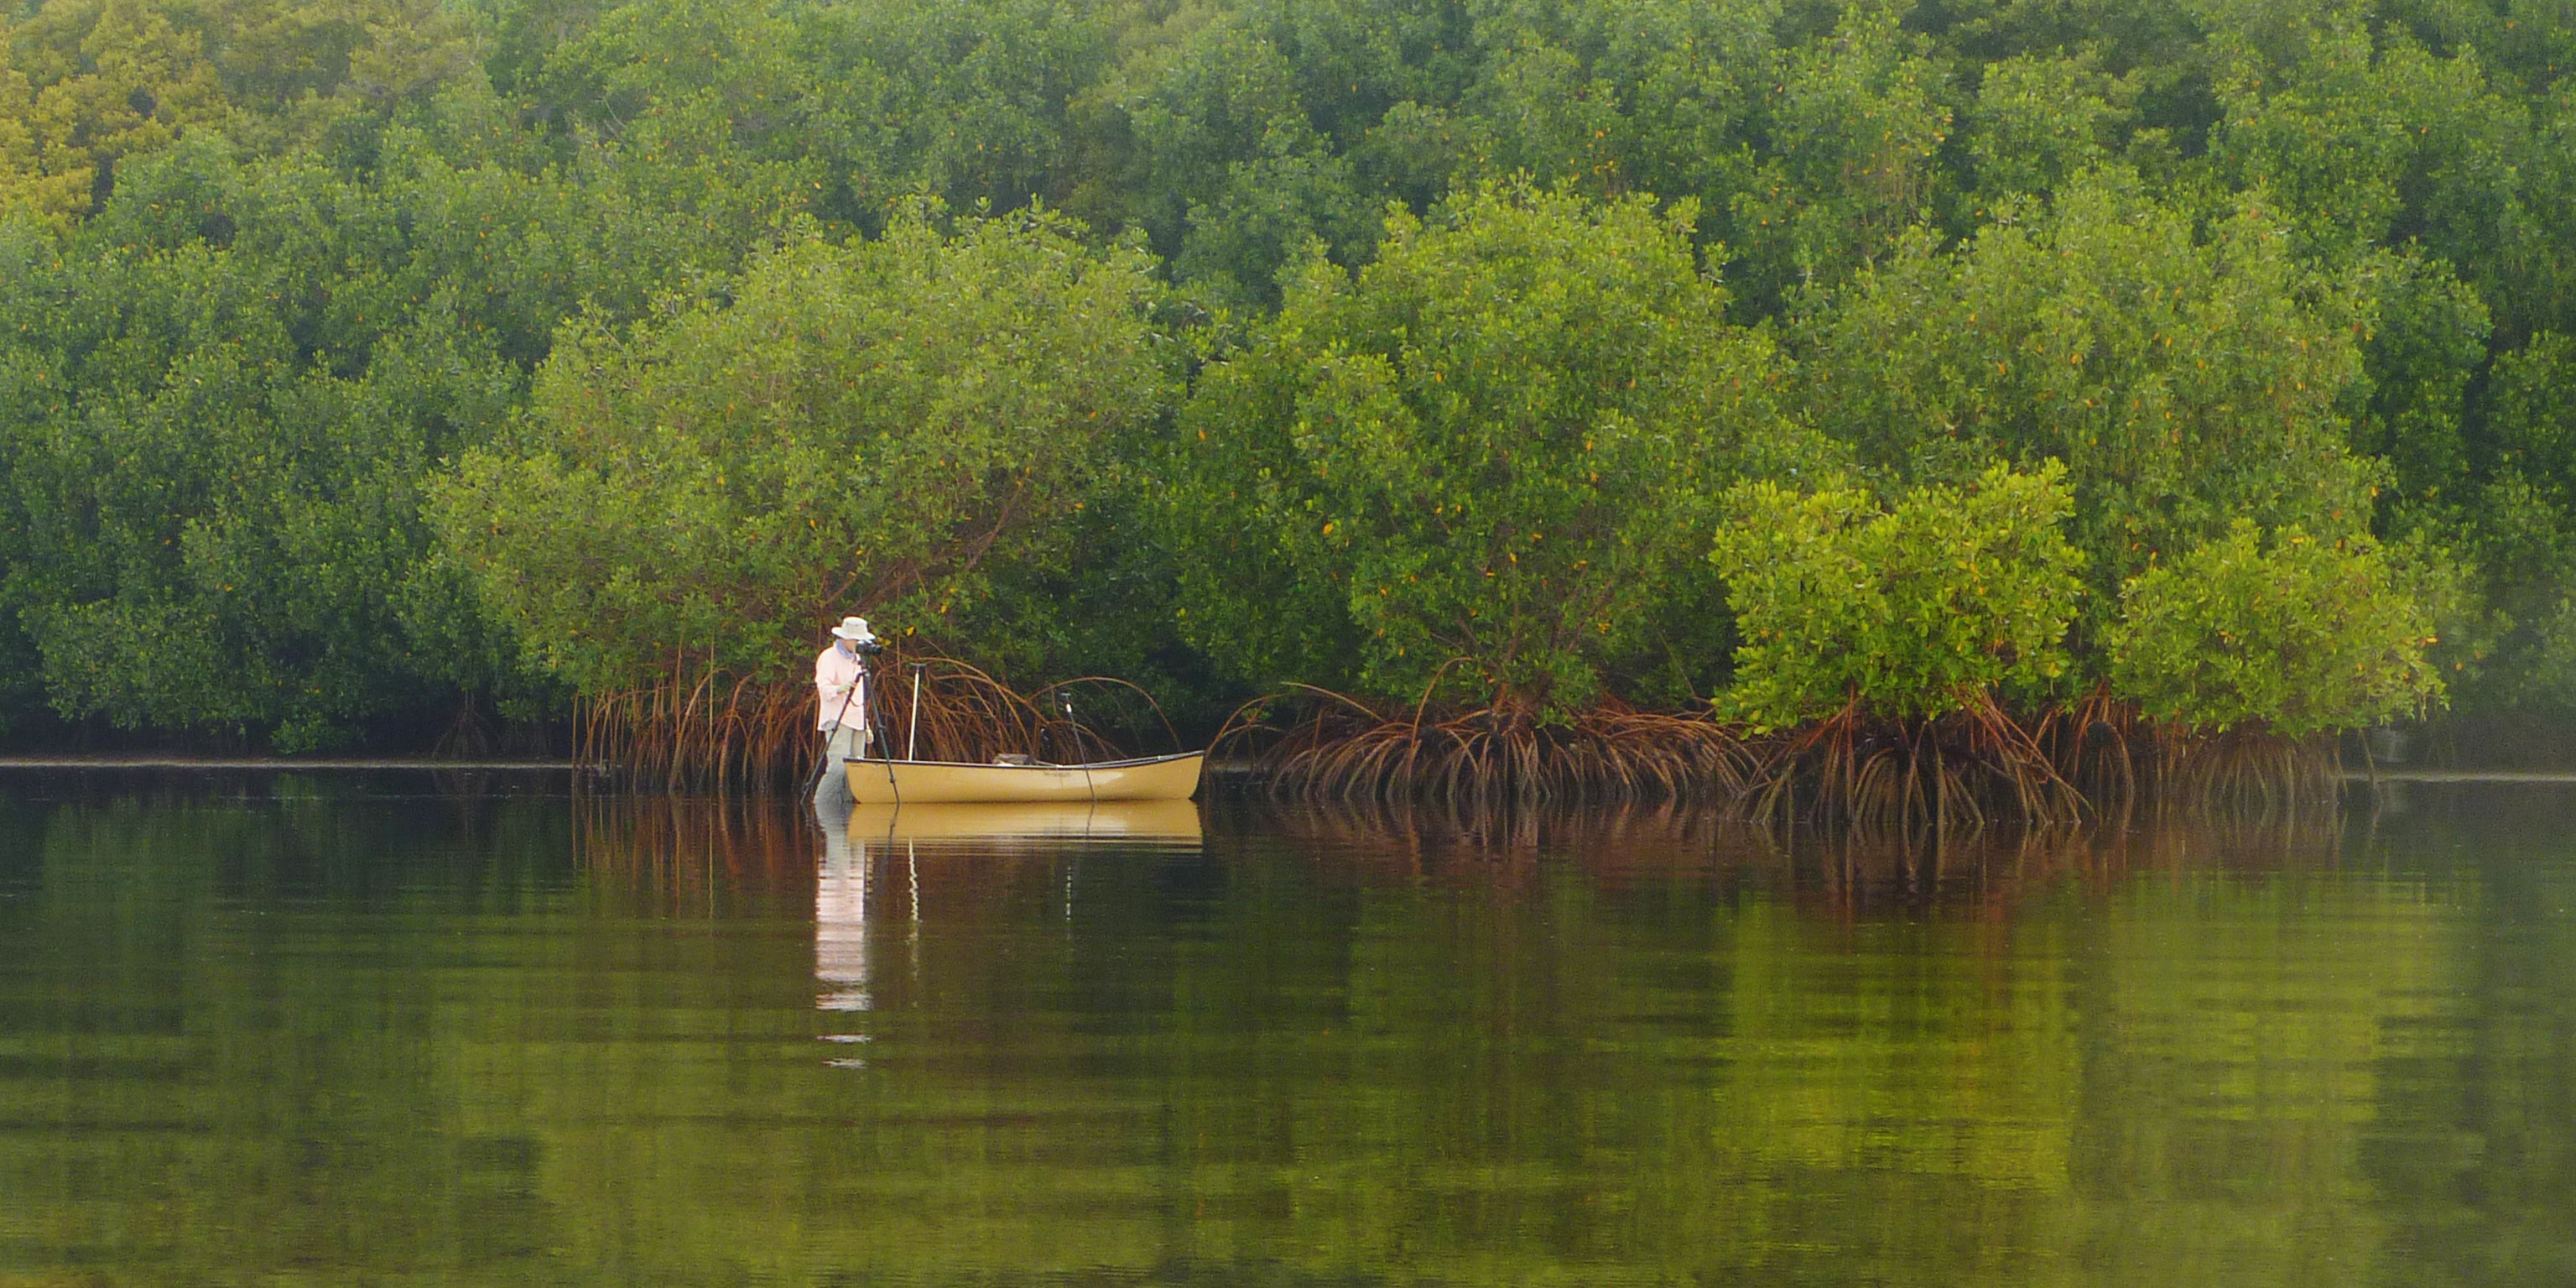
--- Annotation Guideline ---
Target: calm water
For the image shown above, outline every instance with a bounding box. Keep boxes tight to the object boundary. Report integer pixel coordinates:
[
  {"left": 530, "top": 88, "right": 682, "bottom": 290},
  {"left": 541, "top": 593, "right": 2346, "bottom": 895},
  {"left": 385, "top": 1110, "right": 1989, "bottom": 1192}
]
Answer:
[{"left": 1, "top": 773, "right": 2572, "bottom": 1285}]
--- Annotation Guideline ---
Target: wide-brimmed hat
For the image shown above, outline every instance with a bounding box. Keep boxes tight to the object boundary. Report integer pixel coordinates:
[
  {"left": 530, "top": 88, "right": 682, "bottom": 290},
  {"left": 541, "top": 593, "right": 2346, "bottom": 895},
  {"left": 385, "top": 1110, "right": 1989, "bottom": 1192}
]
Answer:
[{"left": 829, "top": 615, "right": 876, "bottom": 642}]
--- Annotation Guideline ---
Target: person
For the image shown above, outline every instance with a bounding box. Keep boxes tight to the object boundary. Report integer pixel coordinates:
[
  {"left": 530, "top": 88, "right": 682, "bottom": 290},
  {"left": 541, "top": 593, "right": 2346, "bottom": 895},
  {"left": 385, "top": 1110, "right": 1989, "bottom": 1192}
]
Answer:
[{"left": 813, "top": 616, "right": 877, "bottom": 804}]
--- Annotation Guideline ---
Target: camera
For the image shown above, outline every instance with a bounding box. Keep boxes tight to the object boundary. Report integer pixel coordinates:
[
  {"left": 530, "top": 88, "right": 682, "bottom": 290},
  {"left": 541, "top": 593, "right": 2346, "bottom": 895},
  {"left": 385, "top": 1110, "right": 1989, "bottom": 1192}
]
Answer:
[{"left": 851, "top": 637, "right": 886, "bottom": 658}]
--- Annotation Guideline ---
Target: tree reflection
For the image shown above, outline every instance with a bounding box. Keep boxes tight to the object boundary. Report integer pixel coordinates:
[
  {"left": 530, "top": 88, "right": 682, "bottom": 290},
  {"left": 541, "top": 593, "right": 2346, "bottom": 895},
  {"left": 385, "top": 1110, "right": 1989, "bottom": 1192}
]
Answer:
[
  {"left": 1226, "top": 794, "right": 2352, "bottom": 915},
  {"left": 0, "top": 781, "right": 2568, "bottom": 1284}
]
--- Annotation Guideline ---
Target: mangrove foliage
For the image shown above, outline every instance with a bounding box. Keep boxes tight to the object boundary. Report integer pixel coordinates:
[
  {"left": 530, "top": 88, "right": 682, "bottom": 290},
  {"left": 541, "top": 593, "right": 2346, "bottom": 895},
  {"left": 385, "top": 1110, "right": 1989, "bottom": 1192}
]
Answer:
[{"left": 0, "top": 0, "right": 2559, "bottom": 796}]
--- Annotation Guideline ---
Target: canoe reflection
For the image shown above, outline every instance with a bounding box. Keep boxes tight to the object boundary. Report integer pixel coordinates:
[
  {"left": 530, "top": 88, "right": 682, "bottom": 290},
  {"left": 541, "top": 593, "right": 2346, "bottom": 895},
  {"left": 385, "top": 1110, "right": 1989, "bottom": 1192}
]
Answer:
[
  {"left": 815, "top": 799, "right": 1204, "bottom": 1061},
  {"left": 846, "top": 798, "right": 1204, "bottom": 845}
]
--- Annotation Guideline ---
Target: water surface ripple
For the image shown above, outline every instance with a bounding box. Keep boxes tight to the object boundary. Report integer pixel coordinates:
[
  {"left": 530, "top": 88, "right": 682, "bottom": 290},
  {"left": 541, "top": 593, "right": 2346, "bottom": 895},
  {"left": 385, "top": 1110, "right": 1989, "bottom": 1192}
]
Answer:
[{"left": 0, "top": 773, "right": 2569, "bottom": 1285}]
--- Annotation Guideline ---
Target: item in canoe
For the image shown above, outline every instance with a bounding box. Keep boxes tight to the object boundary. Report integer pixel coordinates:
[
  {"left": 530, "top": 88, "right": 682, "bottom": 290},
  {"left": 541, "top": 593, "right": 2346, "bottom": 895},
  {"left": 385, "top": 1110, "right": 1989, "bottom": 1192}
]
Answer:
[{"left": 841, "top": 750, "right": 1203, "bottom": 806}]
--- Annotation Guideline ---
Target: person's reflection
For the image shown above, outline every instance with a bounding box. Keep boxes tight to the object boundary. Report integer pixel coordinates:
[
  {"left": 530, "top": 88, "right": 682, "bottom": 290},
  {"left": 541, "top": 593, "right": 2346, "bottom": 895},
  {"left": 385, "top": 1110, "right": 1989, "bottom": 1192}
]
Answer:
[{"left": 814, "top": 796, "right": 872, "bottom": 1065}]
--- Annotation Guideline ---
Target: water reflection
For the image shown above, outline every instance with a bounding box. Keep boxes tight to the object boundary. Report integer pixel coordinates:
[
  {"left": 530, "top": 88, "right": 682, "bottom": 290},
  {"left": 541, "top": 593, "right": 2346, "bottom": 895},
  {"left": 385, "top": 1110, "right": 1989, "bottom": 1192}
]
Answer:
[
  {"left": 846, "top": 798, "right": 1205, "bottom": 846},
  {"left": 1236, "top": 794, "right": 2353, "bottom": 911},
  {"left": 814, "top": 799, "right": 873, "bottom": 1023},
  {"left": 810, "top": 797, "right": 1207, "bottom": 1069},
  {"left": 0, "top": 779, "right": 2571, "bottom": 1285}
]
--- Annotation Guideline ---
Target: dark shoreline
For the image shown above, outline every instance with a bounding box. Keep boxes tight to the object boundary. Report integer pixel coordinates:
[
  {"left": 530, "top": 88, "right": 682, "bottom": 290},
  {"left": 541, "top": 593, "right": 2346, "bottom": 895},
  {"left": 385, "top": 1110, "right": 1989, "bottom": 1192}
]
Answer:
[
  {"left": 0, "top": 757, "right": 583, "bottom": 770},
  {"left": 0, "top": 758, "right": 2570, "bottom": 795},
  {"left": 2341, "top": 769, "right": 2576, "bottom": 783}
]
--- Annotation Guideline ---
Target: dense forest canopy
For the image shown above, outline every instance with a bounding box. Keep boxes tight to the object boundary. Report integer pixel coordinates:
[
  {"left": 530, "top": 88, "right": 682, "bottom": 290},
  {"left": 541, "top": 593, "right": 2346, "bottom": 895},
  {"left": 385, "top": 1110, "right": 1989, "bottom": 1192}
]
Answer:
[{"left": 2, "top": 0, "right": 2573, "bottom": 753}]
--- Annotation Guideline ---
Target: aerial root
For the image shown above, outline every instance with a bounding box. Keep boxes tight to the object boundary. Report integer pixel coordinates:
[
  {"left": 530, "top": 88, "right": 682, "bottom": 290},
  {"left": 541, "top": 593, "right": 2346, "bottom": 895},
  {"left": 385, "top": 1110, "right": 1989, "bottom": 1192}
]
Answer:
[
  {"left": 1218, "top": 691, "right": 1755, "bottom": 810},
  {"left": 577, "top": 645, "right": 1137, "bottom": 793},
  {"left": 1221, "top": 687, "right": 2334, "bottom": 827}
]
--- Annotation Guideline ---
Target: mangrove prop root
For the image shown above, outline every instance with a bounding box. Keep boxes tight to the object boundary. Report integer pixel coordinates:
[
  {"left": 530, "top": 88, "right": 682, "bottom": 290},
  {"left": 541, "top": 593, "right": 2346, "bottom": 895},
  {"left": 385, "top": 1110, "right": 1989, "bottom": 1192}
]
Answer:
[
  {"left": 1226, "top": 687, "right": 2348, "bottom": 827},
  {"left": 584, "top": 665, "right": 2352, "bottom": 824},
  {"left": 575, "top": 646, "right": 1131, "bottom": 793},
  {"left": 1222, "top": 692, "right": 1758, "bottom": 810},
  {"left": 1737, "top": 695, "right": 2088, "bottom": 832}
]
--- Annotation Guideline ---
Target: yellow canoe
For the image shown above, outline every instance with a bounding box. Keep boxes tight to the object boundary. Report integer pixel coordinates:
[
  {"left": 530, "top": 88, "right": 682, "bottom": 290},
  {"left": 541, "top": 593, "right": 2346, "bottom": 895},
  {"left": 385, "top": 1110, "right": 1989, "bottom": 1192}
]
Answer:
[{"left": 841, "top": 751, "right": 1203, "bottom": 806}]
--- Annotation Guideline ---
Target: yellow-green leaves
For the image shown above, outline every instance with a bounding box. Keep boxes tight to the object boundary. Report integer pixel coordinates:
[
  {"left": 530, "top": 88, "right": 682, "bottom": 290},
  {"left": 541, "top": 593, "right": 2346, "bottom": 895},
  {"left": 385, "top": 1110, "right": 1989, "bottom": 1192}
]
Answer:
[
  {"left": 0, "top": 0, "right": 226, "bottom": 224},
  {"left": 2107, "top": 520, "right": 2441, "bottom": 737},
  {"left": 1711, "top": 462, "right": 2084, "bottom": 731}
]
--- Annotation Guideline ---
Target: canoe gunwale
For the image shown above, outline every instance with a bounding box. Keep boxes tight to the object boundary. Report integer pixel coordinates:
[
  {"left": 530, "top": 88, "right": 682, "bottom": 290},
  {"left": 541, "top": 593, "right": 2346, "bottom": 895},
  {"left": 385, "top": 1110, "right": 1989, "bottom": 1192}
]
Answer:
[{"left": 837, "top": 750, "right": 1203, "bottom": 772}]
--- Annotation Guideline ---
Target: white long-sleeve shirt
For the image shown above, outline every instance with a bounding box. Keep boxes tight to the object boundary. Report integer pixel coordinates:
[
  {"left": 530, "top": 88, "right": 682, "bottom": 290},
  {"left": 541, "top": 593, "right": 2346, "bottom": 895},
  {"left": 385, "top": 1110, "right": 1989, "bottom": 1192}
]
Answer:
[{"left": 814, "top": 644, "right": 869, "bottom": 732}]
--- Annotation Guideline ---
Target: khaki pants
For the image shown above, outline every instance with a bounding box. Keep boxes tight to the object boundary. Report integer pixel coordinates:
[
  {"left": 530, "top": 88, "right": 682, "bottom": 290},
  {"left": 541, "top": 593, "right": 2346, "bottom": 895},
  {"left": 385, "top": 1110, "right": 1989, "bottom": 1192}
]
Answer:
[{"left": 813, "top": 722, "right": 866, "bottom": 804}]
